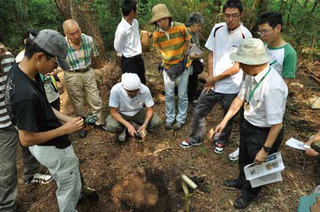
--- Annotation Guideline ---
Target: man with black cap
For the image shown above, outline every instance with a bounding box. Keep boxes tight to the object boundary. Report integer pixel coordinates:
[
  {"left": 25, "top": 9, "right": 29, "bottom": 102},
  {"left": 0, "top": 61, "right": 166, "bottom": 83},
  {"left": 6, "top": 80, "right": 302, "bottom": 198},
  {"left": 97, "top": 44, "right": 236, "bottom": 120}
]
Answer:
[
  {"left": 105, "top": 73, "right": 161, "bottom": 142},
  {"left": 215, "top": 38, "right": 288, "bottom": 209},
  {"left": 5, "top": 29, "right": 93, "bottom": 212}
]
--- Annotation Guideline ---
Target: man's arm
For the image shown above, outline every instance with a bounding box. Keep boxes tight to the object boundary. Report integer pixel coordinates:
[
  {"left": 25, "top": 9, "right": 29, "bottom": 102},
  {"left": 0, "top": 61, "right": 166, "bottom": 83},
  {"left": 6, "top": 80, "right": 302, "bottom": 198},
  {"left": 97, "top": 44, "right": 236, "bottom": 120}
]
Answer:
[
  {"left": 137, "top": 106, "right": 154, "bottom": 133},
  {"left": 206, "top": 62, "right": 240, "bottom": 86},
  {"left": 306, "top": 130, "right": 320, "bottom": 146},
  {"left": 254, "top": 123, "right": 283, "bottom": 164},
  {"left": 110, "top": 107, "right": 136, "bottom": 136},
  {"left": 215, "top": 96, "right": 244, "bottom": 133},
  {"left": 52, "top": 107, "right": 72, "bottom": 122},
  {"left": 18, "top": 117, "right": 84, "bottom": 147}
]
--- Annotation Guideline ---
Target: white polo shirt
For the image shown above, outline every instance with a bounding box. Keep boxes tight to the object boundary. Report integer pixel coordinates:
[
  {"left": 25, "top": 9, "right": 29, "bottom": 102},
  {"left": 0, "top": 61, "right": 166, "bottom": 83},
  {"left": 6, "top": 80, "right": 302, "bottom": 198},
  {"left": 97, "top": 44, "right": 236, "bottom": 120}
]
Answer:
[
  {"left": 205, "top": 23, "right": 252, "bottom": 94},
  {"left": 109, "top": 83, "right": 154, "bottom": 116},
  {"left": 238, "top": 65, "right": 288, "bottom": 127},
  {"left": 114, "top": 18, "right": 142, "bottom": 57}
]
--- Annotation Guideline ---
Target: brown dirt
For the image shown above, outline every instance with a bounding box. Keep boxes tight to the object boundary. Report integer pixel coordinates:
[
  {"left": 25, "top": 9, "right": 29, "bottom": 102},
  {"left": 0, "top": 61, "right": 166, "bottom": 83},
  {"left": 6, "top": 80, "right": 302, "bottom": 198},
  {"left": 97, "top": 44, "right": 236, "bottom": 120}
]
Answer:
[{"left": 16, "top": 50, "right": 320, "bottom": 212}]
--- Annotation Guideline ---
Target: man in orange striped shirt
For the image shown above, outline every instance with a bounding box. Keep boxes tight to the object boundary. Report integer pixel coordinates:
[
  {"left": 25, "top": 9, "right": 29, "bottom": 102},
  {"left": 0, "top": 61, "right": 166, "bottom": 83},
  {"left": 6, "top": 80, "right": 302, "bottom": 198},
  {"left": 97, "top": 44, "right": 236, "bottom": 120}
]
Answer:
[{"left": 150, "top": 4, "right": 191, "bottom": 131}]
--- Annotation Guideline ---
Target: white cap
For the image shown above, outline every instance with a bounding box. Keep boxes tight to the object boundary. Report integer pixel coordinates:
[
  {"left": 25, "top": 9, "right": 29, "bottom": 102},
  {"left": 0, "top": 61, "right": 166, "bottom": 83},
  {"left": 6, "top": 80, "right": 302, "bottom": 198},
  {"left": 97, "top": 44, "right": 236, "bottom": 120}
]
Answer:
[{"left": 121, "top": 73, "right": 141, "bottom": 91}]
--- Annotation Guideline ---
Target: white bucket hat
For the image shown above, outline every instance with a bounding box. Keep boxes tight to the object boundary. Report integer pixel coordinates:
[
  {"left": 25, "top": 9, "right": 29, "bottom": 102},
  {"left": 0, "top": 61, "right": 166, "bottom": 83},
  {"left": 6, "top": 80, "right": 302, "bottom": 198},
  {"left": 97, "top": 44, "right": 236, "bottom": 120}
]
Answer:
[
  {"left": 149, "top": 4, "right": 172, "bottom": 24},
  {"left": 229, "top": 38, "right": 270, "bottom": 65},
  {"left": 121, "top": 73, "right": 141, "bottom": 91}
]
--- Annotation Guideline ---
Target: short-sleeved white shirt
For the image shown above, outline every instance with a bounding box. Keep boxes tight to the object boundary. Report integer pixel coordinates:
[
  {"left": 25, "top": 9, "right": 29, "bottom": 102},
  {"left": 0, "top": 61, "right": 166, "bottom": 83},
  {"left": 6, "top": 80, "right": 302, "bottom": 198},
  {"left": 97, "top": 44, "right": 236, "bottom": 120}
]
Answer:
[
  {"left": 205, "top": 23, "right": 252, "bottom": 94},
  {"left": 109, "top": 83, "right": 154, "bottom": 116},
  {"left": 238, "top": 65, "right": 288, "bottom": 127},
  {"left": 114, "top": 18, "right": 142, "bottom": 57}
]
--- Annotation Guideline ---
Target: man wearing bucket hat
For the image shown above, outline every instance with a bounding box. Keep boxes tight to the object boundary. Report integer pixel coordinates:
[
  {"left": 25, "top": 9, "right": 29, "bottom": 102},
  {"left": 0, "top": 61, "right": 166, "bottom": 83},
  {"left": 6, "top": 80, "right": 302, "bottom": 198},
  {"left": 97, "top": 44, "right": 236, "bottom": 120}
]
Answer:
[
  {"left": 5, "top": 29, "right": 95, "bottom": 212},
  {"left": 105, "top": 73, "right": 161, "bottom": 142},
  {"left": 150, "top": 4, "right": 192, "bottom": 131},
  {"left": 214, "top": 38, "right": 288, "bottom": 209}
]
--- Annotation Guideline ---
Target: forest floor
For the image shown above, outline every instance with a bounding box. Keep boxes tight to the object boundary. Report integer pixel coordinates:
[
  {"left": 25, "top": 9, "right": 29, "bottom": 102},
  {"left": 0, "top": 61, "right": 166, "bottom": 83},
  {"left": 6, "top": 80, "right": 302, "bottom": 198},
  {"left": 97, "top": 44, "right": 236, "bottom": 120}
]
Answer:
[{"left": 16, "top": 49, "right": 320, "bottom": 212}]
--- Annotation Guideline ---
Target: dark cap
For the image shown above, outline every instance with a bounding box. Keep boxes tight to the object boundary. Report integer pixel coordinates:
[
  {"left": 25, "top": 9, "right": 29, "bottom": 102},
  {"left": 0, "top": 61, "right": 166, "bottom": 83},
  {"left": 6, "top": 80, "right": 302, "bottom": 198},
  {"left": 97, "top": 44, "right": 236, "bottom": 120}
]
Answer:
[{"left": 29, "top": 29, "right": 70, "bottom": 70}]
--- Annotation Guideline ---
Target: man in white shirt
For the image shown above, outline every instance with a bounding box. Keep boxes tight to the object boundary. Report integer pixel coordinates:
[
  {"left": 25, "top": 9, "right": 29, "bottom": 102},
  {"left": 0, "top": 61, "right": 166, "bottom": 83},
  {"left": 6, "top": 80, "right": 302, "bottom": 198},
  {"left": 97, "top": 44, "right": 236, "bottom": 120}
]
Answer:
[
  {"left": 105, "top": 73, "right": 161, "bottom": 142},
  {"left": 114, "top": 0, "right": 146, "bottom": 84},
  {"left": 180, "top": 0, "right": 252, "bottom": 154},
  {"left": 215, "top": 38, "right": 288, "bottom": 209}
]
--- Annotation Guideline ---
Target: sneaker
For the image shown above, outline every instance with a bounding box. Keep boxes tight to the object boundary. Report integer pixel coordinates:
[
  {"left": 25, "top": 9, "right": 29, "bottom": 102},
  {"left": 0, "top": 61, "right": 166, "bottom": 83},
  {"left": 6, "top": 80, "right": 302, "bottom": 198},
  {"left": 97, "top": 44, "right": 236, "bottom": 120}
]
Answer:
[
  {"left": 173, "top": 122, "right": 184, "bottom": 131},
  {"left": 229, "top": 147, "right": 239, "bottom": 161},
  {"left": 214, "top": 143, "right": 224, "bottom": 154},
  {"left": 81, "top": 185, "right": 99, "bottom": 200},
  {"left": 117, "top": 128, "right": 127, "bottom": 142},
  {"left": 180, "top": 140, "right": 202, "bottom": 149},
  {"left": 25, "top": 173, "right": 53, "bottom": 185},
  {"left": 165, "top": 122, "right": 173, "bottom": 130},
  {"left": 79, "top": 129, "right": 87, "bottom": 138}
]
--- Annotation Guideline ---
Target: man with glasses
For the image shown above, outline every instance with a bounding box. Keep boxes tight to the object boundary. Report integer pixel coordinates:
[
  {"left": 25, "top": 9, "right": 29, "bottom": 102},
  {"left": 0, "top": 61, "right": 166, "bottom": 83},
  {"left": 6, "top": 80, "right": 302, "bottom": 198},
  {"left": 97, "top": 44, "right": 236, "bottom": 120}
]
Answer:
[
  {"left": 228, "top": 11, "right": 297, "bottom": 161},
  {"left": 63, "top": 19, "right": 105, "bottom": 138},
  {"left": 180, "top": 0, "right": 252, "bottom": 154}
]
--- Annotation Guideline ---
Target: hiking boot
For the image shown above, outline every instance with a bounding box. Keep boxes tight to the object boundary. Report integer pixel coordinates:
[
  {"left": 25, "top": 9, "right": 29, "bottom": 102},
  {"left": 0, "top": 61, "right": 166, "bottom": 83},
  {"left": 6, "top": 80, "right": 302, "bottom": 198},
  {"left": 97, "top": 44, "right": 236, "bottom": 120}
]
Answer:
[
  {"left": 234, "top": 197, "right": 254, "bottom": 209},
  {"left": 25, "top": 173, "right": 53, "bottom": 185},
  {"left": 173, "top": 122, "right": 184, "bottom": 131},
  {"left": 214, "top": 142, "right": 224, "bottom": 154},
  {"left": 229, "top": 147, "right": 239, "bottom": 161},
  {"left": 81, "top": 185, "right": 99, "bottom": 200},
  {"left": 223, "top": 179, "right": 243, "bottom": 189},
  {"left": 165, "top": 122, "right": 173, "bottom": 130},
  {"left": 180, "top": 139, "right": 202, "bottom": 149}
]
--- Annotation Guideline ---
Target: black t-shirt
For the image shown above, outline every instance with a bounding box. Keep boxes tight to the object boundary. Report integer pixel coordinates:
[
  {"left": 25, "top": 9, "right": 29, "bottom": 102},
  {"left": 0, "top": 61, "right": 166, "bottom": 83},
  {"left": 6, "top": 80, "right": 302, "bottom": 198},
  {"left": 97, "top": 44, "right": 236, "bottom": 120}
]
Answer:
[{"left": 5, "top": 64, "right": 71, "bottom": 149}]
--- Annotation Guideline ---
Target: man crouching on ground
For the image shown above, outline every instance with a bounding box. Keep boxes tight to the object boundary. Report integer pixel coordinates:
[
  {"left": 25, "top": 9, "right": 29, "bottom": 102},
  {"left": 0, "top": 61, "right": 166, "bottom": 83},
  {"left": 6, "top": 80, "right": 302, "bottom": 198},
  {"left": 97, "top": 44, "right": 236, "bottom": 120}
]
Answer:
[{"left": 105, "top": 73, "right": 161, "bottom": 142}]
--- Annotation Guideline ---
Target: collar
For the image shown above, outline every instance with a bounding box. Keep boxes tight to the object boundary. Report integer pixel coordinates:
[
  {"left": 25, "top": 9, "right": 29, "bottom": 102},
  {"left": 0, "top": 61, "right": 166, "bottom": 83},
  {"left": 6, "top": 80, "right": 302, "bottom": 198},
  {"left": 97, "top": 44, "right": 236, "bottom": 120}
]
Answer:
[
  {"left": 254, "top": 64, "right": 270, "bottom": 83},
  {"left": 227, "top": 23, "right": 243, "bottom": 34},
  {"left": 122, "top": 17, "right": 135, "bottom": 29},
  {"left": 159, "top": 22, "right": 174, "bottom": 32},
  {"left": 66, "top": 34, "right": 83, "bottom": 49}
]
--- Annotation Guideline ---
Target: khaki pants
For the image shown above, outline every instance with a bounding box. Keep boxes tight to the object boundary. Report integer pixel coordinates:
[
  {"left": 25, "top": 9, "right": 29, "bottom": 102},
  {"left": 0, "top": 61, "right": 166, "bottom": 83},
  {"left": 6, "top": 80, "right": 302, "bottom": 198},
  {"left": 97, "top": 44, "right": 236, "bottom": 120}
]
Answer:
[
  {"left": 64, "top": 68, "right": 105, "bottom": 125},
  {"left": 106, "top": 108, "right": 162, "bottom": 134}
]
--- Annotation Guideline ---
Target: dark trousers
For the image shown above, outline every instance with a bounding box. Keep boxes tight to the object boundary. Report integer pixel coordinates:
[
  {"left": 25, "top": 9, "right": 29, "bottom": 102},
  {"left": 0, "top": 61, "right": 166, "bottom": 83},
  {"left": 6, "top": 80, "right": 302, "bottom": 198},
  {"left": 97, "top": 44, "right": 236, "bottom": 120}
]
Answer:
[
  {"left": 188, "top": 72, "right": 199, "bottom": 102},
  {"left": 189, "top": 89, "right": 238, "bottom": 144},
  {"left": 238, "top": 116, "right": 284, "bottom": 200},
  {"left": 121, "top": 55, "right": 146, "bottom": 85}
]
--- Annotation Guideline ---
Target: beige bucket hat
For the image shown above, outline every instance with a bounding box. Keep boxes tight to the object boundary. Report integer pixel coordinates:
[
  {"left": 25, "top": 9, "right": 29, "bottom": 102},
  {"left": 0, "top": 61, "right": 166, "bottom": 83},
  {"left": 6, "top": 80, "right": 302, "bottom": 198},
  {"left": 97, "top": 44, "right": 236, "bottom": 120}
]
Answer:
[
  {"left": 149, "top": 4, "right": 172, "bottom": 24},
  {"left": 229, "top": 38, "right": 270, "bottom": 65}
]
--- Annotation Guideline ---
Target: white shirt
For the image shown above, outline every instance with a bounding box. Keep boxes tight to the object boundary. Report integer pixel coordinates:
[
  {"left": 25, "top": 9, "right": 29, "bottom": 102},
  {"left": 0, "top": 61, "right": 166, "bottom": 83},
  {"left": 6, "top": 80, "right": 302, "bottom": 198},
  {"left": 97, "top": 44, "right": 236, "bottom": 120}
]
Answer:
[
  {"left": 109, "top": 83, "right": 154, "bottom": 116},
  {"left": 114, "top": 18, "right": 142, "bottom": 57},
  {"left": 238, "top": 65, "right": 288, "bottom": 127},
  {"left": 205, "top": 23, "right": 252, "bottom": 94}
]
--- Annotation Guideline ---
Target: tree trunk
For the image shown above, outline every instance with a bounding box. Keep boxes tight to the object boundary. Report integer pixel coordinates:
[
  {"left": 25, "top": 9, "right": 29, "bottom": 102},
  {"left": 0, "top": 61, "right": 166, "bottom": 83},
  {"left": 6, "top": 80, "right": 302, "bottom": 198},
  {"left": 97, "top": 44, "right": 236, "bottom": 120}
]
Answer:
[
  {"left": 259, "top": 0, "right": 268, "bottom": 13},
  {"left": 54, "top": 0, "right": 106, "bottom": 68}
]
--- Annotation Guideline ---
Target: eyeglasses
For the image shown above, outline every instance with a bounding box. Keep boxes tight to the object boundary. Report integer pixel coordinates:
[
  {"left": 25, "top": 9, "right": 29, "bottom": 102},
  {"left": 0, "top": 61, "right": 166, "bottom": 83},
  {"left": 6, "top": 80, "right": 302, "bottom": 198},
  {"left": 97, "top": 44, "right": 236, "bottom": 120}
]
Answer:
[
  {"left": 48, "top": 56, "right": 58, "bottom": 65},
  {"left": 224, "top": 13, "right": 240, "bottom": 19},
  {"left": 257, "top": 28, "right": 274, "bottom": 35}
]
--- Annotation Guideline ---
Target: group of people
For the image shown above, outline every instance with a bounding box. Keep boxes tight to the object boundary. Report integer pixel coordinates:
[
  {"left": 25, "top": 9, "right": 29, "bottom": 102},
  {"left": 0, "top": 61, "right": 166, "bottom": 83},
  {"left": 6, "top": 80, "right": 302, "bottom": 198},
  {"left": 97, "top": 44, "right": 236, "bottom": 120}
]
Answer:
[{"left": 0, "top": 0, "right": 319, "bottom": 211}]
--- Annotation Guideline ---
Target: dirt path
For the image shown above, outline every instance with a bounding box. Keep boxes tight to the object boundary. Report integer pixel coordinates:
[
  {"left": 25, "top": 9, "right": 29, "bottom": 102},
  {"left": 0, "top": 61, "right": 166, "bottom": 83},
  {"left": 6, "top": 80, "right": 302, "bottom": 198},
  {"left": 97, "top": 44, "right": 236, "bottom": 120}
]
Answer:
[{"left": 16, "top": 50, "right": 320, "bottom": 212}]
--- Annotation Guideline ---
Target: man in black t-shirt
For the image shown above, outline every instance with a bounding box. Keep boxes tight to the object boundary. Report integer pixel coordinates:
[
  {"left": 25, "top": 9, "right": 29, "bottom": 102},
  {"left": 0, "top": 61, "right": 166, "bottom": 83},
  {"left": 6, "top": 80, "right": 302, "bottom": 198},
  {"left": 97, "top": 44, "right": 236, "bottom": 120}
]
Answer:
[{"left": 5, "top": 29, "right": 86, "bottom": 212}]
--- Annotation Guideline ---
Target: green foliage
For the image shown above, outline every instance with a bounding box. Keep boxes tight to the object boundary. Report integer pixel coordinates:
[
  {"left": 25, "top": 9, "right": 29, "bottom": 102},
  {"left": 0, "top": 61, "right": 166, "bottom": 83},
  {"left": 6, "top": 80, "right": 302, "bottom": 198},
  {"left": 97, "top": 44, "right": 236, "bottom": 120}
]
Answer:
[{"left": 0, "top": 0, "right": 318, "bottom": 57}]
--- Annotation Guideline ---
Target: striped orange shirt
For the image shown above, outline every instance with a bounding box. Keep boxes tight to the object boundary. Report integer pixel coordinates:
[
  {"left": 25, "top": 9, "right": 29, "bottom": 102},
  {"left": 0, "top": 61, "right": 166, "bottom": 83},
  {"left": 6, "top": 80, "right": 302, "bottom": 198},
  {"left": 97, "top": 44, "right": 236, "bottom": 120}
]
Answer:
[{"left": 153, "top": 22, "right": 191, "bottom": 69}]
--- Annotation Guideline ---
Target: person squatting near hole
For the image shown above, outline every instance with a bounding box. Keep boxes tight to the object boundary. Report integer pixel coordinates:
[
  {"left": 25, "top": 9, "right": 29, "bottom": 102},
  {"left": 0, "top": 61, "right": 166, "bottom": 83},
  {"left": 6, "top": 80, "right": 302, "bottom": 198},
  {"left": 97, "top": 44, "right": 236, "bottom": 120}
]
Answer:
[{"left": 105, "top": 73, "right": 161, "bottom": 142}]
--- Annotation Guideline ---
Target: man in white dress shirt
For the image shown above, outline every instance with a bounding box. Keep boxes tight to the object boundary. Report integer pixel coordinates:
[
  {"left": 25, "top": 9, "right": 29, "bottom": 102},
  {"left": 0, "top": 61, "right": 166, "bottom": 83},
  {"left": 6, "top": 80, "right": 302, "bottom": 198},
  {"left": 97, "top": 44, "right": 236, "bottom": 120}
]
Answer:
[
  {"left": 215, "top": 38, "right": 288, "bottom": 209},
  {"left": 114, "top": 0, "right": 146, "bottom": 84}
]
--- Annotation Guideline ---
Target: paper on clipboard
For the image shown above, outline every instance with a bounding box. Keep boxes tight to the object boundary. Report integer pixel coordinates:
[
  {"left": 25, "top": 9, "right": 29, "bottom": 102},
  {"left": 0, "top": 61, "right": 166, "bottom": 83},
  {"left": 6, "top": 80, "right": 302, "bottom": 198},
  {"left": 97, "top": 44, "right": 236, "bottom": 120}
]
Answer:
[{"left": 188, "top": 45, "right": 203, "bottom": 57}]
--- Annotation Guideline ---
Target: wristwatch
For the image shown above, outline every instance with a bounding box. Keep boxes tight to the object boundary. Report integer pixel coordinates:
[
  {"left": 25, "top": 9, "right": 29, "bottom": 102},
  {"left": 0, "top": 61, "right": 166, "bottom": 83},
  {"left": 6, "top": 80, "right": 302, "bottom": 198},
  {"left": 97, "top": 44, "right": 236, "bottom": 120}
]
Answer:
[{"left": 263, "top": 146, "right": 271, "bottom": 153}]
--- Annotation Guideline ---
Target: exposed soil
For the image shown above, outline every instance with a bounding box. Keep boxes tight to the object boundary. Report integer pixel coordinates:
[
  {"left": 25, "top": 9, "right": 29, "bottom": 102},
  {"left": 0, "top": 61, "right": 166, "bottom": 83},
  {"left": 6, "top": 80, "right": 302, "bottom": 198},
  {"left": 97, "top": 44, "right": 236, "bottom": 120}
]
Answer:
[{"left": 16, "top": 49, "right": 320, "bottom": 212}]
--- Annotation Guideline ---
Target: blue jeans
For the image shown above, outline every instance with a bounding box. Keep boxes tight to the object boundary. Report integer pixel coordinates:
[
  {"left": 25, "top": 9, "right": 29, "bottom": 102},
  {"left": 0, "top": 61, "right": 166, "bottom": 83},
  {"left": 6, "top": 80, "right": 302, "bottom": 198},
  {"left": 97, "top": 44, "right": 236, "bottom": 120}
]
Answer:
[{"left": 163, "top": 67, "right": 190, "bottom": 124}]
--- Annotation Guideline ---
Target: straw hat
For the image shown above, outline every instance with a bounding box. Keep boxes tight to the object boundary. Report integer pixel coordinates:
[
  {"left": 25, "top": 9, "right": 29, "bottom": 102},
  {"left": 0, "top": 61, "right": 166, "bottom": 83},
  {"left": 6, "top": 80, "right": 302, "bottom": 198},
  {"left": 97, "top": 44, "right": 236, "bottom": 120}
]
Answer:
[
  {"left": 149, "top": 4, "right": 172, "bottom": 24},
  {"left": 229, "top": 38, "right": 270, "bottom": 65}
]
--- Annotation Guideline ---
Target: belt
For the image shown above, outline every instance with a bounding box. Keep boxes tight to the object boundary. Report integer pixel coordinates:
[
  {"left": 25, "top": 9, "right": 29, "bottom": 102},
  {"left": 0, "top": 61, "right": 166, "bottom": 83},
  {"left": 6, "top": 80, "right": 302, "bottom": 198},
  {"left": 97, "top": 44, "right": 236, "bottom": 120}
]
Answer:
[{"left": 69, "top": 66, "right": 91, "bottom": 73}]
